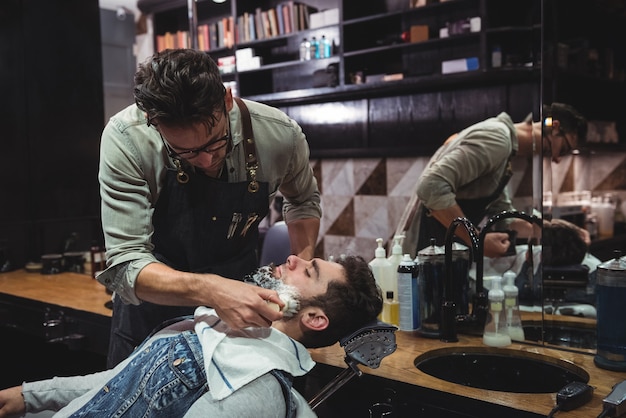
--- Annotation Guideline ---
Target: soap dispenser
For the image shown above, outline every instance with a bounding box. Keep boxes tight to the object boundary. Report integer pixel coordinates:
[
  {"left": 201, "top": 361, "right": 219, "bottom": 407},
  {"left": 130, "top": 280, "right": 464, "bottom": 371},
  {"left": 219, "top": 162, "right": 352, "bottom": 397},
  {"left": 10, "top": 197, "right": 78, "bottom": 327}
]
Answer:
[
  {"left": 387, "top": 234, "right": 404, "bottom": 298},
  {"left": 369, "top": 238, "right": 394, "bottom": 298},
  {"left": 503, "top": 270, "right": 525, "bottom": 342},
  {"left": 482, "top": 275, "right": 512, "bottom": 347}
]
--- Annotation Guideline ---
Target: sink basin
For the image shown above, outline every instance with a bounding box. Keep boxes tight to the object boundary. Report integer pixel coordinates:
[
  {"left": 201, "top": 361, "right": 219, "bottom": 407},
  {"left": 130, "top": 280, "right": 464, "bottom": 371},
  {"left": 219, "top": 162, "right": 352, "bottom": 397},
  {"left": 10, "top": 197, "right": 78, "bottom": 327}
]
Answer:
[{"left": 414, "top": 346, "right": 589, "bottom": 393}]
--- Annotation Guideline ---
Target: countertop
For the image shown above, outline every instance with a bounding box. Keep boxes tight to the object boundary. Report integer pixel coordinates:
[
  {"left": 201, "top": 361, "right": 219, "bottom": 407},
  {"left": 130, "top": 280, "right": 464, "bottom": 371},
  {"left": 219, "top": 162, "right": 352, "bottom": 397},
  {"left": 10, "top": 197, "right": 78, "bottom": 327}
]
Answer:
[
  {"left": 2, "top": 270, "right": 624, "bottom": 417},
  {"left": 0, "top": 269, "right": 112, "bottom": 317},
  {"left": 310, "top": 330, "right": 626, "bottom": 417}
]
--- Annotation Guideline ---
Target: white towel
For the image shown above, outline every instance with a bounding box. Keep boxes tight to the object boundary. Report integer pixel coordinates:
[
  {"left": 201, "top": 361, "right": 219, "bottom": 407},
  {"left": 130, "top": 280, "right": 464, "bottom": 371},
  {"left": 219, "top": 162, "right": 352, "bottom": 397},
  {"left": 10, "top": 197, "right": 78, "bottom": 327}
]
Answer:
[{"left": 194, "top": 306, "right": 316, "bottom": 401}]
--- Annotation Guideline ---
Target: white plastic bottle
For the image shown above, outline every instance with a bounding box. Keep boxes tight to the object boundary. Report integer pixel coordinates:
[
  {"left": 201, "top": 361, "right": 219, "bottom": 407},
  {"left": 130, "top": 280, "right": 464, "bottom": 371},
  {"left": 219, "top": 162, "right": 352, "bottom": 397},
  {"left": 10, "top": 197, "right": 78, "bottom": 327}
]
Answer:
[
  {"left": 397, "top": 254, "right": 419, "bottom": 331},
  {"left": 503, "top": 270, "right": 525, "bottom": 341},
  {"left": 482, "top": 276, "right": 512, "bottom": 347},
  {"left": 369, "top": 238, "right": 394, "bottom": 298},
  {"left": 299, "top": 38, "right": 311, "bottom": 61},
  {"left": 387, "top": 234, "right": 404, "bottom": 299}
]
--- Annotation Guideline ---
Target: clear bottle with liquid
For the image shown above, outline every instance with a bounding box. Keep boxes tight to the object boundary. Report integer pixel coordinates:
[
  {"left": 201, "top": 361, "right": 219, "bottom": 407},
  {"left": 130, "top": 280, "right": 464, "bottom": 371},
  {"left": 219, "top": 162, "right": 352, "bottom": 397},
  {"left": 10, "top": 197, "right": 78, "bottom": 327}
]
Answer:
[
  {"left": 503, "top": 270, "right": 525, "bottom": 341},
  {"left": 382, "top": 290, "right": 400, "bottom": 326},
  {"left": 310, "top": 36, "right": 319, "bottom": 59},
  {"left": 482, "top": 275, "right": 512, "bottom": 347},
  {"left": 320, "top": 35, "right": 332, "bottom": 58}
]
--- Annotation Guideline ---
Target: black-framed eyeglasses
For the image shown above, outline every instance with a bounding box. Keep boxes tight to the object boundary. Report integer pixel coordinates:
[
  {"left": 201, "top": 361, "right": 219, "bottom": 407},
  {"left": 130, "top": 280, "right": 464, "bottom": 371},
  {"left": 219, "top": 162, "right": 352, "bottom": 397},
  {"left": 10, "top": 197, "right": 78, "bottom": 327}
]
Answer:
[
  {"left": 160, "top": 130, "right": 230, "bottom": 160},
  {"left": 159, "top": 108, "right": 231, "bottom": 160}
]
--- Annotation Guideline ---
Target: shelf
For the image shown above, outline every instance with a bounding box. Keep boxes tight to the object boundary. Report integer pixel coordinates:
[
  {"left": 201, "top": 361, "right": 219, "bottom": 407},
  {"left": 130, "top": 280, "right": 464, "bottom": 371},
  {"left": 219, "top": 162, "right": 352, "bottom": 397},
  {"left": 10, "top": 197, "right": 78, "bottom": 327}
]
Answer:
[
  {"left": 343, "top": 33, "right": 480, "bottom": 57},
  {"left": 244, "top": 67, "right": 539, "bottom": 106},
  {"left": 147, "top": 0, "right": 545, "bottom": 156}
]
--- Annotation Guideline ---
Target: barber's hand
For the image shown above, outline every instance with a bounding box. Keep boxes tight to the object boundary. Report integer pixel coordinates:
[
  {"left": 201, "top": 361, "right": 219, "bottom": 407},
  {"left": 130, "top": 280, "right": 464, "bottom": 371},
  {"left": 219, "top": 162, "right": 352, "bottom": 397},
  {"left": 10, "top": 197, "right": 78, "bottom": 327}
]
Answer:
[
  {"left": 483, "top": 232, "right": 512, "bottom": 258},
  {"left": 0, "top": 385, "right": 26, "bottom": 418},
  {"left": 209, "top": 278, "right": 284, "bottom": 329}
]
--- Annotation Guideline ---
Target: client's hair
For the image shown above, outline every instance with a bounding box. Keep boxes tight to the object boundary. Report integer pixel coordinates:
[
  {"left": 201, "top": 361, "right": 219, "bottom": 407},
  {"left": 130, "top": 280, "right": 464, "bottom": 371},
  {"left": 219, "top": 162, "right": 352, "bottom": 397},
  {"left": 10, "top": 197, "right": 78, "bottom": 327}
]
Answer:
[
  {"left": 298, "top": 255, "right": 383, "bottom": 348},
  {"left": 542, "top": 219, "right": 588, "bottom": 266}
]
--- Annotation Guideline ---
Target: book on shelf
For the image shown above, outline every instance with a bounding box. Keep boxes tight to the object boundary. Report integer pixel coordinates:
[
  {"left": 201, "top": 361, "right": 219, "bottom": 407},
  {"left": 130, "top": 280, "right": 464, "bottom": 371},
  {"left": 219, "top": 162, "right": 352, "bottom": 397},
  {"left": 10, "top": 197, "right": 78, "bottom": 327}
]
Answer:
[
  {"left": 261, "top": 10, "right": 272, "bottom": 39},
  {"left": 276, "top": 4, "right": 285, "bottom": 35},
  {"left": 268, "top": 8, "right": 278, "bottom": 37},
  {"left": 254, "top": 8, "right": 265, "bottom": 40},
  {"left": 209, "top": 24, "right": 218, "bottom": 50},
  {"left": 281, "top": 3, "right": 292, "bottom": 34},
  {"left": 197, "top": 25, "right": 206, "bottom": 51}
]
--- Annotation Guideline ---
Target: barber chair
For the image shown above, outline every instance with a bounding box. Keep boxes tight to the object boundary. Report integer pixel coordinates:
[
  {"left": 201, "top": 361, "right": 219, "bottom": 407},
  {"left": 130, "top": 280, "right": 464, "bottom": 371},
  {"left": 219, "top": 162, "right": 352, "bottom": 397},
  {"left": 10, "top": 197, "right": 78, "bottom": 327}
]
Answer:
[
  {"left": 260, "top": 221, "right": 291, "bottom": 266},
  {"left": 308, "top": 321, "right": 397, "bottom": 410}
]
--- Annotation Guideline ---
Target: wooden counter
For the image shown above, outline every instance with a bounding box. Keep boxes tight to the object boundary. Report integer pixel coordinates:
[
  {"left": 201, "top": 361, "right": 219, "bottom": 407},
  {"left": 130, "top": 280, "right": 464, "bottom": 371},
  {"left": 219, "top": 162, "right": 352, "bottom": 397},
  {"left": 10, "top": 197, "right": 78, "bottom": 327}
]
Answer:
[
  {"left": 310, "top": 331, "right": 626, "bottom": 417},
  {"left": 2, "top": 270, "right": 624, "bottom": 417},
  {"left": 0, "top": 269, "right": 112, "bottom": 356},
  {"left": 0, "top": 269, "right": 112, "bottom": 317}
]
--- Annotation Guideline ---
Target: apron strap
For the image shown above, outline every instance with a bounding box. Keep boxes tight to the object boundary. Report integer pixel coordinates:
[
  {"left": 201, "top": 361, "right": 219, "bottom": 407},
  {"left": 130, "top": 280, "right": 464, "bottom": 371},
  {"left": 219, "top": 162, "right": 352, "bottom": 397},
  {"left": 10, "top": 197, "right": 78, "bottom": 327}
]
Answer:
[{"left": 234, "top": 97, "right": 260, "bottom": 193}]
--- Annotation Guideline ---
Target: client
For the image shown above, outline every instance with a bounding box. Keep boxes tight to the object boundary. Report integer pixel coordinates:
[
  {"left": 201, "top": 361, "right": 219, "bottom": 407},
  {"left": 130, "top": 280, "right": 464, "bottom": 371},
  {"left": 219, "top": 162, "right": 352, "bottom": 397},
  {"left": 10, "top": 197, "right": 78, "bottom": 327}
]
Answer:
[
  {"left": 474, "top": 218, "right": 600, "bottom": 306},
  {"left": 0, "top": 255, "right": 382, "bottom": 418}
]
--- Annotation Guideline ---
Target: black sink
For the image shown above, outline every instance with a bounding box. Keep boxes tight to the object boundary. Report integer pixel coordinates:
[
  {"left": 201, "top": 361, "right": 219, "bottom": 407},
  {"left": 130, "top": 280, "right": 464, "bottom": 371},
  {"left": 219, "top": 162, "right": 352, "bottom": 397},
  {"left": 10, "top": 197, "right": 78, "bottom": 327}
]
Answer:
[{"left": 414, "top": 346, "right": 589, "bottom": 393}]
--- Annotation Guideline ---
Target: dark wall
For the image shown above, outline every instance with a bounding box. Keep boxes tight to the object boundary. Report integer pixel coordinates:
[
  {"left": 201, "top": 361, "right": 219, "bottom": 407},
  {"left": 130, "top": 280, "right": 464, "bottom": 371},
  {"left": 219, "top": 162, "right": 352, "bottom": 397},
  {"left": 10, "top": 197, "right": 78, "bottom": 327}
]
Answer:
[{"left": 0, "top": 0, "right": 104, "bottom": 269}]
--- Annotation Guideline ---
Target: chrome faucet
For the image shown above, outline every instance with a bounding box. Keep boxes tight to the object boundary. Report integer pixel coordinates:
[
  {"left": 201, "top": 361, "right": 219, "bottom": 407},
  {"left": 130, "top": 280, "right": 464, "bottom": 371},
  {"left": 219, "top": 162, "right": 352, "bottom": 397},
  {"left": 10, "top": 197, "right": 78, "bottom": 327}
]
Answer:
[{"left": 440, "top": 211, "right": 542, "bottom": 343}]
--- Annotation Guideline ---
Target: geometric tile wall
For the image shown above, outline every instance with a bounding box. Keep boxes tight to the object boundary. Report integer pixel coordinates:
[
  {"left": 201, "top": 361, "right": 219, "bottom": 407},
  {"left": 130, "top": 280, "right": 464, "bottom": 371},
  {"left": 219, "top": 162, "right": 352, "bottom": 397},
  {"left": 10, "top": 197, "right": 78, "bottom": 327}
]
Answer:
[{"left": 309, "top": 150, "right": 626, "bottom": 261}]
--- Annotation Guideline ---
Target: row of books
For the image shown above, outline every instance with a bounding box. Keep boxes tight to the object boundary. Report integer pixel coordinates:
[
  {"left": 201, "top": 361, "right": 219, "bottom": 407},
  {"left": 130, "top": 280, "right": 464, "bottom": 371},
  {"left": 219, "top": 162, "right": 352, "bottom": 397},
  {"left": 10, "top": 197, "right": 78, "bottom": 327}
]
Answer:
[
  {"left": 155, "top": 2, "right": 317, "bottom": 52},
  {"left": 237, "top": 2, "right": 317, "bottom": 44}
]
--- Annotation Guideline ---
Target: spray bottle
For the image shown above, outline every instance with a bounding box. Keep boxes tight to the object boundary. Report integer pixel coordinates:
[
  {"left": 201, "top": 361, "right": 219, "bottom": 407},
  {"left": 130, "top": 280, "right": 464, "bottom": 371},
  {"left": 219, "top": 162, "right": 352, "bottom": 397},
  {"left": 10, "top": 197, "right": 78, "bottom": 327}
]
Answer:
[
  {"left": 482, "top": 275, "right": 512, "bottom": 347},
  {"left": 397, "top": 254, "right": 419, "bottom": 331},
  {"left": 387, "top": 234, "right": 404, "bottom": 299},
  {"left": 503, "top": 270, "right": 525, "bottom": 341},
  {"left": 369, "top": 238, "right": 394, "bottom": 301}
]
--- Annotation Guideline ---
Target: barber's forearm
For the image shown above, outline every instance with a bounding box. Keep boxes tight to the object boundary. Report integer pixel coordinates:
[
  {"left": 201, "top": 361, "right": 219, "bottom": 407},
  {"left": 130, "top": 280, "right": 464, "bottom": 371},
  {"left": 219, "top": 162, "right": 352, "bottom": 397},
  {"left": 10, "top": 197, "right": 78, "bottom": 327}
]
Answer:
[
  {"left": 429, "top": 204, "right": 477, "bottom": 246},
  {"left": 135, "top": 262, "right": 214, "bottom": 306},
  {"left": 286, "top": 217, "right": 320, "bottom": 260}
]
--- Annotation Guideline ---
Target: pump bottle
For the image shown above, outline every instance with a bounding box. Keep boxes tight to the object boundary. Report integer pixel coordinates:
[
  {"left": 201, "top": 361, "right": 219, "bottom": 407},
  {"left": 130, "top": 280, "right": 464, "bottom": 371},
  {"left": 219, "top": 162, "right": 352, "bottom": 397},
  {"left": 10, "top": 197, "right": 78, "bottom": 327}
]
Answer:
[
  {"left": 397, "top": 254, "right": 419, "bottom": 331},
  {"left": 369, "top": 238, "right": 394, "bottom": 298},
  {"left": 387, "top": 234, "right": 404, "bottom": 299},
  {"left": 503, "top": 270, "right": 525, "bottom": 341},
  {"left": 482, "top": 275, "right": 512, "bottom": 347}
]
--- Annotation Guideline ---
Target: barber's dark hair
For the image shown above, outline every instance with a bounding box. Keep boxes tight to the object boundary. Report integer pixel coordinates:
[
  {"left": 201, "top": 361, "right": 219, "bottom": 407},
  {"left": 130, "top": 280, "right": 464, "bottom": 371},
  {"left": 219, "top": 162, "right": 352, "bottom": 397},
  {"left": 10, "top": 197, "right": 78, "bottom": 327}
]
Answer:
[
  {"left": 542, "top": 219, "right": 588, "bottom": 266},
  {"left": 299, "top": 255, "right": 383, "bottom": 348},
  {"left": 543, "top": 102, "right": 588, "bottom": 144},
  {"left": 134, "top": 49, "right": 226, "bottom": 128}
]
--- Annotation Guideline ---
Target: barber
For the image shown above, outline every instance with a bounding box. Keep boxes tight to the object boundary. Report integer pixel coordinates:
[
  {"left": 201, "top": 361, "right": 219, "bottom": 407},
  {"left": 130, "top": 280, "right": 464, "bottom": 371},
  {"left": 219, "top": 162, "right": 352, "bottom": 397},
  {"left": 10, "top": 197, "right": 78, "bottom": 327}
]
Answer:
[
  {"left": 97, "top": 49, "right": 321, "bottom": 367},
  {"left": 402, "top": 103, "right": 587, "bottom": 258}
]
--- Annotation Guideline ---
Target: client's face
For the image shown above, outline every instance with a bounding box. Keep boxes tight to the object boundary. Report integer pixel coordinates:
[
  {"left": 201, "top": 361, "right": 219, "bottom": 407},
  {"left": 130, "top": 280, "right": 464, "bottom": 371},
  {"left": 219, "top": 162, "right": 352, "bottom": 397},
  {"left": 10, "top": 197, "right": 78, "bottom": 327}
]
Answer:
[{"left": 245, "top": 255, "right": 347, "bottom": 316}]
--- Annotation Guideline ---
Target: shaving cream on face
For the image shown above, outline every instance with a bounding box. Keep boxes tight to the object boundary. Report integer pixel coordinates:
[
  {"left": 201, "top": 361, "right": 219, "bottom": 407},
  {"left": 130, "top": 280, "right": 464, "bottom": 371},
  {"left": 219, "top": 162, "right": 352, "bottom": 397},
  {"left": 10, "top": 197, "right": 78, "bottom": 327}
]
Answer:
[{"left": 244, "top": 264, "right": 301, "bottom": 317}]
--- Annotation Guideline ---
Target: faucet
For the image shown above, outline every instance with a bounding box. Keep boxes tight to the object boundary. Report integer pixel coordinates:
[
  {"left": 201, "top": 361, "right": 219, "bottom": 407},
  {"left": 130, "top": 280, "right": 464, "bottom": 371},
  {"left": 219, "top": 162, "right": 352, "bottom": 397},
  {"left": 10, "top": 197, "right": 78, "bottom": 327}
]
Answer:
[
  {"left": 440, "top": 211, "right": 542, "bottom": 343},
  {"left": 441, "top": 217, "right": 479, "bottom": 342},
  {"left": 474, "top": 211, "right": 543, "bottom": 329}
]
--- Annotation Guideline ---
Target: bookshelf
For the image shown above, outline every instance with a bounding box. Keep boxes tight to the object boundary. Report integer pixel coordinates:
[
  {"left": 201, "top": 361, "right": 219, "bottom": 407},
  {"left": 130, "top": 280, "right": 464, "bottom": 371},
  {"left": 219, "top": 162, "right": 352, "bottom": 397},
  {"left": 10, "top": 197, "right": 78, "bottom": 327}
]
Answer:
[
  {"left": 139, "top": 0, "right": 543, "bottom": 157},
  {"left": 140, "top": 0, "right": 540, "bottom": 100}
]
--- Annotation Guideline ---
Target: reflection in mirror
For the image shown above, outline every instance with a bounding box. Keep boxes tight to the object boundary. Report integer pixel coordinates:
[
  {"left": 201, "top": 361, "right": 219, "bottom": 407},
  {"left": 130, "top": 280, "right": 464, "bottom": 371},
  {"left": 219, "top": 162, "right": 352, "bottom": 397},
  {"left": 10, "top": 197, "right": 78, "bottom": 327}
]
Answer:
[{"left": 541, "top": 0, "right": 626, "bottom": 353}]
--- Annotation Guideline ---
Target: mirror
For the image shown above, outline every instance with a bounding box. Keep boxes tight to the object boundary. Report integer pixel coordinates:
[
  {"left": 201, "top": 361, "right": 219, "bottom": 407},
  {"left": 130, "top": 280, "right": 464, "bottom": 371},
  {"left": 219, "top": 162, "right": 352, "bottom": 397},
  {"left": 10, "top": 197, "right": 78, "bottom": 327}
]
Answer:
[{"left": 539, "top": 0, "right": 626, "bottom": 353}]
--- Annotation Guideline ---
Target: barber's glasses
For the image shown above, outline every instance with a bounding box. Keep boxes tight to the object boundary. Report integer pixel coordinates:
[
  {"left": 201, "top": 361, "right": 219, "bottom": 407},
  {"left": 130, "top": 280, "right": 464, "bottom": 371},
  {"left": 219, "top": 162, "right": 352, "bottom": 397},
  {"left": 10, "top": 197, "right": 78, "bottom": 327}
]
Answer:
[
  {"left": 161, "top": 130, "right": 230, "bottom": 160},
  {"left": 544, "top": 117, "right": 576, "bottom": 157},
  {"left": 156, "top": 108, "right": 231, "bottom": 160}
]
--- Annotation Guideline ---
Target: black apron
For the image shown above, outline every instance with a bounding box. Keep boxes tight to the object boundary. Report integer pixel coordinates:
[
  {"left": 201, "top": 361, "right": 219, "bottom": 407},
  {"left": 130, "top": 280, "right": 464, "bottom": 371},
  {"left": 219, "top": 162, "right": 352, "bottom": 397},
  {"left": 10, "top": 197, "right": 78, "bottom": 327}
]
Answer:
[
  {"left": 108, "top": 99, "right": 269, "bottom": 367},
  {"left": 416, "top": 160, "right": 514, "bottom": 254}
]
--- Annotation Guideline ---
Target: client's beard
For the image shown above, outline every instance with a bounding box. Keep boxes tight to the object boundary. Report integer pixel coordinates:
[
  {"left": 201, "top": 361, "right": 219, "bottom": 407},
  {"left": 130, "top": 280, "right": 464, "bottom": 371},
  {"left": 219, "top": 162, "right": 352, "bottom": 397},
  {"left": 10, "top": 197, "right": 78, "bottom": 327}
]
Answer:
[{"left": 244, "top": 264, "right": 301, "bottom": 317}]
